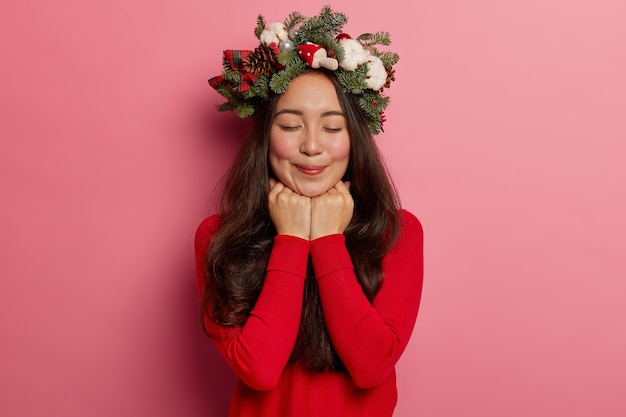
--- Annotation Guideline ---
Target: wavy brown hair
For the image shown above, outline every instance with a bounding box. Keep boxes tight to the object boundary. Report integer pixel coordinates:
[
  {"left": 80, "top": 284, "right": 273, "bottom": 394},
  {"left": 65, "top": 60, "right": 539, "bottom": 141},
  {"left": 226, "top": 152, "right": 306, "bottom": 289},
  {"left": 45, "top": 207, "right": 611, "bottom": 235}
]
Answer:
[{"left": 201, "top": 70, "right": 401, "bottom": 372}]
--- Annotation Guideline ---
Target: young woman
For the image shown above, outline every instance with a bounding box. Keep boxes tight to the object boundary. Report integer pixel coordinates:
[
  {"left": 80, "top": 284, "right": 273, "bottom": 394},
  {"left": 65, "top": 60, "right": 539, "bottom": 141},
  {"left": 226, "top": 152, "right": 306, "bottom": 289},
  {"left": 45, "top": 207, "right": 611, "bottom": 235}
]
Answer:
[{"left": 195, "top": 8, "right": 423, "bottom": 417}]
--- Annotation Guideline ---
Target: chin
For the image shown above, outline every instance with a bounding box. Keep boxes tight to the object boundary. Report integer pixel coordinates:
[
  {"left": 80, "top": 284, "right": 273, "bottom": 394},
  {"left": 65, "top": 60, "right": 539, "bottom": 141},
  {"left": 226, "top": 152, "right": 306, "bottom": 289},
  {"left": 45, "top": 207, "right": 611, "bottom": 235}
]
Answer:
[
  {"left": 296, "top": 185, "right": 329, "bottom": 198},
  {"left": 299, "top": 190, "right": 324, "bottom": 198}
]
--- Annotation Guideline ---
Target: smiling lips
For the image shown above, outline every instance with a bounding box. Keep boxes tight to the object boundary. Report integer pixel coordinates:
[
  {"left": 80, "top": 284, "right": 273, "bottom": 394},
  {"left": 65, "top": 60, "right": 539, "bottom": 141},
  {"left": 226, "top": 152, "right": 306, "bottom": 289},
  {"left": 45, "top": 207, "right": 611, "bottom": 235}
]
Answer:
[{"left": 296, "top": 165, "right": 326, "bottom": 176}]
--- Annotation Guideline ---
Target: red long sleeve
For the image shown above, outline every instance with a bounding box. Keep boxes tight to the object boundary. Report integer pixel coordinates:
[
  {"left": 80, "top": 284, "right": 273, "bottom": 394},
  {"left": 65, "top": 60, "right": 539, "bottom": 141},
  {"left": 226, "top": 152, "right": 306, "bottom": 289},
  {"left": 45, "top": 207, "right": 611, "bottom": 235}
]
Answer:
[
  {"left": 310, "top": 210, "right": 423, "bottom": 388},
  {"left": 194, "top": 216, "right": 309, "bottom": 390}
]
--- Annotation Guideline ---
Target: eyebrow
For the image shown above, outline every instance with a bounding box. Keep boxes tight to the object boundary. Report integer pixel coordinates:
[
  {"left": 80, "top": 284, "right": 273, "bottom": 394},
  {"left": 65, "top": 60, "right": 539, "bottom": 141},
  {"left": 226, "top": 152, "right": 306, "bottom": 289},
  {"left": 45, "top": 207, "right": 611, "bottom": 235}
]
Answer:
[{"left": 274, "top": 109, "right": 345, "bottom": 118}]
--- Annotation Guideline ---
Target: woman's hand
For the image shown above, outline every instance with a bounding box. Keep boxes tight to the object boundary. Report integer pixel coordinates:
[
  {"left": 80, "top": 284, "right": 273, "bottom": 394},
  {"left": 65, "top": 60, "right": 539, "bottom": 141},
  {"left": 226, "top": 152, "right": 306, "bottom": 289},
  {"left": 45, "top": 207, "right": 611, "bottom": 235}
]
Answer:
[
  {"left": 310, "top": 181, "right": 354, "bottom": 240},
  {"left": 268, "top": 179, "right": 312, "bottom": 240}
]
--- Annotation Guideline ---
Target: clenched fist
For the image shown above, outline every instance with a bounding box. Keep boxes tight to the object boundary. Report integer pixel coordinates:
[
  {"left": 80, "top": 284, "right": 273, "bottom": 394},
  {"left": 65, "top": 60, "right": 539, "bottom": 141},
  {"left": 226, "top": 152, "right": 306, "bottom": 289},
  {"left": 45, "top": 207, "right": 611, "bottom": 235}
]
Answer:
[
  {"left": 310, "top": 181, "right": 354, "bottom": 240},
  {"left": 268, "top": 179, "right": 312, "bottom": 240}
]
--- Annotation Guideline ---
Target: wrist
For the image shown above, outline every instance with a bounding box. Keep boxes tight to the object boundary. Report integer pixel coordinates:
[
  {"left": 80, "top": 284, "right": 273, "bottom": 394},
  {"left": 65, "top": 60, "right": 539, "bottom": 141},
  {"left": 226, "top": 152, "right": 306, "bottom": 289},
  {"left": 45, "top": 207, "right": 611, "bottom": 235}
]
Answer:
[{"left": 276, "top": 231, "right": 310, "bottom": 241}]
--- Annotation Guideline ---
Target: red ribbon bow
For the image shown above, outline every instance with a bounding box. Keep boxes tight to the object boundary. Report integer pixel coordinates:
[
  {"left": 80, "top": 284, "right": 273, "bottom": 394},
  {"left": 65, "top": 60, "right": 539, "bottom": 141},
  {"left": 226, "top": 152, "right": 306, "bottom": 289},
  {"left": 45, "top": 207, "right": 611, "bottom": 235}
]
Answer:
[{"left": 208, "top": 50, "right": 258, "bottom": 93}]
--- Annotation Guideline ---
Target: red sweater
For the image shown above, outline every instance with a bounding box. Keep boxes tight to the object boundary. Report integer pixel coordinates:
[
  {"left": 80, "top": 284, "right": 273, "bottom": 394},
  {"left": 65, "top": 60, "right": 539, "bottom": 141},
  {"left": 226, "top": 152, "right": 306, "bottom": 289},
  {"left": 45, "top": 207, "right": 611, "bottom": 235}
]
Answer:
[{"left": 194, "top": 209, "right": 423, "bottom": 417}]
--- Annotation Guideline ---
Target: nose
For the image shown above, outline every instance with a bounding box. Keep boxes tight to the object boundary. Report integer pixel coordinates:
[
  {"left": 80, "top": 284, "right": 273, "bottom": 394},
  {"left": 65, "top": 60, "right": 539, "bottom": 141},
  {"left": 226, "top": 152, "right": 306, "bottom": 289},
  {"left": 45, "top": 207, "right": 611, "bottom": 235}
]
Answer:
[{"left": 299, "top": 128, "right": 323, "bottom": 156}]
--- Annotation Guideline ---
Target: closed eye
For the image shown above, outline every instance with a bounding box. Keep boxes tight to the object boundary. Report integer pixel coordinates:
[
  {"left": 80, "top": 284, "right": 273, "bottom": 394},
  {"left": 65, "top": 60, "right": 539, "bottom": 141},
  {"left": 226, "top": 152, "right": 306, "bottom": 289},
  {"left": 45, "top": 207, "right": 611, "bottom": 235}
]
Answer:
[{"left": 279, "top": 125, "right": 301, "bottom": 132}]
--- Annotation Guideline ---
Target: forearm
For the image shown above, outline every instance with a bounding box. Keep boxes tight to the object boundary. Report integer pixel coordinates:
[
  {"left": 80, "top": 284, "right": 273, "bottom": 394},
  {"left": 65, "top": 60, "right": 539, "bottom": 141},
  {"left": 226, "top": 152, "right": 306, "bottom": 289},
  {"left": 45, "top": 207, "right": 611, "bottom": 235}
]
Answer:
[
  {"left": 208, "top": 266, "right": 305, "bottom": 390},
  {"left": 310, "top": 216, "right": 423, "bottom": 388},
  {"left": 198, "top": 230, "right": 309, "bottom": 390}
]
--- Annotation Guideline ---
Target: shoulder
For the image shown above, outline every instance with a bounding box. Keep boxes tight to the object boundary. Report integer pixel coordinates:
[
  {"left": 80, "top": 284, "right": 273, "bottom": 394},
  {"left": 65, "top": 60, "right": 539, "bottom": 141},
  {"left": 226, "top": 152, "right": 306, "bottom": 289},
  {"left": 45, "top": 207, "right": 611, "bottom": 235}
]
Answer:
[
  {"left": 380, "top": 209, "right": 424, "bottom": 283},
  {"left": 196, "top": 214, "right": 220, "bottom": 235},
  {"left": 398, "top": 209, "right": 423, "bottom": 238},
  {"left": 194, "top": 214, "right": 220, "bottom": 256},
  {"left": 389, "top": 209, "right": 423, "bottom": 255}
]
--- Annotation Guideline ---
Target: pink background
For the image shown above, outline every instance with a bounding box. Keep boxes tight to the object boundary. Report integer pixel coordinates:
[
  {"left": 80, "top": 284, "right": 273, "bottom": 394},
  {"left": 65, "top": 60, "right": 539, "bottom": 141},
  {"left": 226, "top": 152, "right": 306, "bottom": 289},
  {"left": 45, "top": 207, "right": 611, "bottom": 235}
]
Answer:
[{"left": 1, "top": 0, "right": 625, "bottom": 416}]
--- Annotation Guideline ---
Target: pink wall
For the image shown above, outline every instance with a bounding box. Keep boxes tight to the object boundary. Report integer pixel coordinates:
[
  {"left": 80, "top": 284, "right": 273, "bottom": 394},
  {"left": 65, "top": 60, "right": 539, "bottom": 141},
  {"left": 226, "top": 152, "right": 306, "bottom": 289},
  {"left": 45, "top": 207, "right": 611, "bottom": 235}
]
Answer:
[{"left": 1, "top": 1, "right": 624, "bottom": 416}]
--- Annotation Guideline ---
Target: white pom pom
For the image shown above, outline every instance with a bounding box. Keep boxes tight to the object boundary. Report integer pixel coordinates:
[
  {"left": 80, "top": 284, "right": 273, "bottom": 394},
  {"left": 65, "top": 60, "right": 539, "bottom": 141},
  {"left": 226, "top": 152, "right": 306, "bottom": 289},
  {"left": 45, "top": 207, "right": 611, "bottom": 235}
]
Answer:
[
  {"left": 338, "top": 39, "right": 368, "bottom": 71},
  {"left": 260, "top": 22, "right": 290, "bottom": 46},
  {"left": 365, "top": 56, "right": 387, "bottom": 90}
]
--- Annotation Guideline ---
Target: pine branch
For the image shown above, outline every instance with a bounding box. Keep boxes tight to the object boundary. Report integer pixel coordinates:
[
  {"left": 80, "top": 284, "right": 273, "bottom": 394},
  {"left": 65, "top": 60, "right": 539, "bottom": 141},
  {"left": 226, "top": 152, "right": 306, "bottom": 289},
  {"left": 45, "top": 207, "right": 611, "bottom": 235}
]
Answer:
[
  {"left": 368, "top": 119, "right": 382, "bottom": 135},
  {"left": 235, "top": 102, "right": 256, "bottom": 118},
  {"left": 283, "top": 11, "right": 304, "bottom": 32},
  {"left": 214, "top": 86, "right": 235, "bottom": 101},
  {"left": 223, "top": 70, "right": 242, "bottom": 84},
  {"left": 377, "top": 51, "right": 400, "bottom": 67},
  {"left": 336, "top": 66, "right": 367, "bottom": 94},
  {"left": 217, "top": 100, "right": 238, "bottom": 112},
  {"left": 254, "top": 15, "right": 266, "bottom": 39},
  {"left": 357, "top": 31, "right": 392, "bottom": 47},
  {"left": 298, "top": 6, "right": 347, "bottom": 40},
  {"left": 277, "top": 48, "right": 298, "bottom": 67},
  {"left": 317, "top": 6, "right": 347, "bottom": 34},
  {"left": 247, "top": 75, "right": 270, "bottom": 100},
  {"left": 269, "top": 60, "right": 306, "bottom": 93}
]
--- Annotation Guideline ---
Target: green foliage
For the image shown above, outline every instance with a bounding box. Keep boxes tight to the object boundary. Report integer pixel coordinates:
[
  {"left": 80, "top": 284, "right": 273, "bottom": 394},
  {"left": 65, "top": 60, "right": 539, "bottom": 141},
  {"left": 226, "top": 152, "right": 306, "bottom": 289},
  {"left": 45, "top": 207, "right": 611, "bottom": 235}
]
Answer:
[
  {"left": 283, "top": 11, "right": 304, "bottom": 31},
  {"left": 376, "top": 51, "right": 400, "bottom": 67},
  {"left": 296, "top": 5, "right": 347, "bottom": 41},
  {"left": 223, "top": 70, "right": 242, "bottom": 84},
  {"left": 317, "top": 5, "right": 347, "bottom": 34},
  {"left": 357, "top": 31, "right": 392, "bottom": 47},
  {"left": 209, "top": 6, "right": 400, "bottom": 135},
  {"left": 217, "top": 100, "right": 238, "bottom": 112},
  {"left": 276, "top": 48, "right": 298, "bottom": 67},
  {"left": 359, "top": 94, "right": 380, "bottom": 121},
  {"left": 235, "top": 102, "right": 256, "bottom": 118},
  {"left": 359, "top": 90, "right": 391, "bottom": 135},
  {"left": 269, "top": 60, "right": 306, "bottom": 94},
  {"left": 215, "top": 85, "right": 235, "bottom": 101},
  {"left": 246, "top": 75, "right": 269, "bottom": 100},
  {"left": 254, "top": 15, "right": 266, "bottom": 39},
  {"left": 336, "top": 65, "right": 367, "bottom": 94}
]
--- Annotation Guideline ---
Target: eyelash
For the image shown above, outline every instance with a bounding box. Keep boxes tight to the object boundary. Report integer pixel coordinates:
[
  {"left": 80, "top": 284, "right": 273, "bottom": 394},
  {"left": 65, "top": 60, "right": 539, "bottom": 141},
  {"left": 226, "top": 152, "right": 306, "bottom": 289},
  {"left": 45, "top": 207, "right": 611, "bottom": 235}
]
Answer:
[{"left": 279, "top": 126, "right": 343, "bottom": 133}]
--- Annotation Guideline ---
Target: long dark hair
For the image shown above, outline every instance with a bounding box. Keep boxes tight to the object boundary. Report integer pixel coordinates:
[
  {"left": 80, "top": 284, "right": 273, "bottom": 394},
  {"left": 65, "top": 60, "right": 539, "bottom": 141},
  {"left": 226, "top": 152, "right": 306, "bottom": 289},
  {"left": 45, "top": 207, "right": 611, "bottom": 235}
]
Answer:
[{"left": 201, "top": 70, "right": 401, "bottom": 372}]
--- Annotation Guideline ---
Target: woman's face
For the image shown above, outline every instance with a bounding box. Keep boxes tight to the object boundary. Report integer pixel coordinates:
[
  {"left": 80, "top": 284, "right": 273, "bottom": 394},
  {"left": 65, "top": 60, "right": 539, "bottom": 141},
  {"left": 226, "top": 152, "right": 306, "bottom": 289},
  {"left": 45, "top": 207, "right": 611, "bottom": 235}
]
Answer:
[{"left": 269, "top": 72, "right": 351, "bottom": 198}]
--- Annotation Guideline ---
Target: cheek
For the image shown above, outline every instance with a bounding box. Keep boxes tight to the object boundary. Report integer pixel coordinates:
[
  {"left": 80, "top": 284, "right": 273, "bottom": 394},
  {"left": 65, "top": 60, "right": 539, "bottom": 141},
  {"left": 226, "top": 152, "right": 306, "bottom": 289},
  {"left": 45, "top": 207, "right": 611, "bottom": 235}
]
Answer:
[
  {"left": 327, "top": 136, "right": 351, "bottom": 163},
  {"left": 268, "top": 134, "right": 295, "bottom": 179},
  {"left": 269, "top": 131, "right": 296, "bottom": 161}
]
